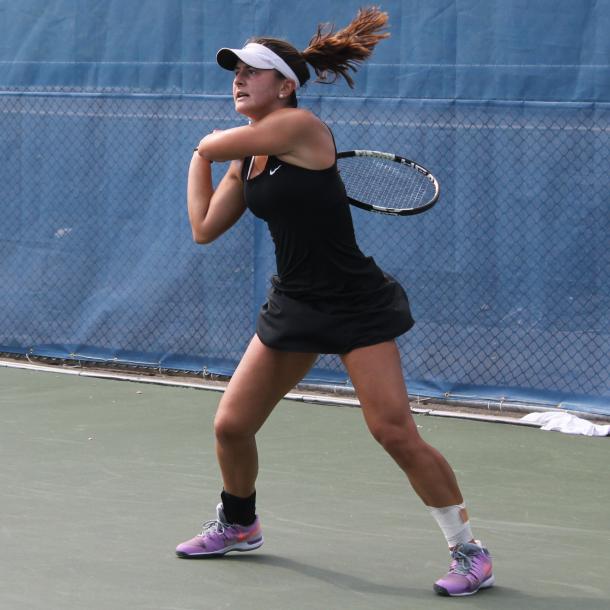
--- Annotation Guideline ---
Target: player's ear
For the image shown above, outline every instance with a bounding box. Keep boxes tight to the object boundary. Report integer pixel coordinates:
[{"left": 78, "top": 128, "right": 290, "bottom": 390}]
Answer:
[{"left": 278, "top": 79, "right": 296, "bottom": 100}]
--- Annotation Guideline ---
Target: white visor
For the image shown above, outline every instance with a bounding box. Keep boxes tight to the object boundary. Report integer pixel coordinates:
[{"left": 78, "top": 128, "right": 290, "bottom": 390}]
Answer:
[{"left": 216, "top": 42, "right": 301, "bottom": 89}]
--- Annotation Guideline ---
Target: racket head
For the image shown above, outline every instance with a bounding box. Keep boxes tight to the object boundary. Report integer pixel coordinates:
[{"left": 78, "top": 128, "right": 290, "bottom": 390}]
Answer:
[{"left": 337, "top": 150, "right": 440, "bottom": 216}]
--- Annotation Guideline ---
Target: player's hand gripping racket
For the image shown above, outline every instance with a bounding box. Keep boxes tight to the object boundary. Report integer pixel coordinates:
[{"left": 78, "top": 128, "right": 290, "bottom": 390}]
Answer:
[{"left": 337, "top": 150, "right": 440, "bottom": 216}]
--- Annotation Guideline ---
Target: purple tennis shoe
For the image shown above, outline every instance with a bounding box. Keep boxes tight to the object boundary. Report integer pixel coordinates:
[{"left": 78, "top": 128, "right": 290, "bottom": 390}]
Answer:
[
  {"left": 434, "top": 541, "right": 494, "bottom": 596},
  {"left": 176, "top": 503, "right": 263, "bottom": 558}
]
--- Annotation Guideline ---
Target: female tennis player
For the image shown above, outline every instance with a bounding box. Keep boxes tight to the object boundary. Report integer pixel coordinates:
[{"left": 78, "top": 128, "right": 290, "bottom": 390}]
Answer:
[{"left": 177, "top": 7, "right": 494, "bottom": 597}]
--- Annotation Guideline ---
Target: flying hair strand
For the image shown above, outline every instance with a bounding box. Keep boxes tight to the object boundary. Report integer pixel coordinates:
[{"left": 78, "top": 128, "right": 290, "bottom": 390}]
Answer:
[{"left": 302, "top": 6, "right": 389, "bottom": 89}]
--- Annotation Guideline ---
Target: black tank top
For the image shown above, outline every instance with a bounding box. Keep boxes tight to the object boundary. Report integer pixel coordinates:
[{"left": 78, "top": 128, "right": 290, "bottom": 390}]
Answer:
[{"left": 242, "top": 154, "right": 388, "bottom": 302}]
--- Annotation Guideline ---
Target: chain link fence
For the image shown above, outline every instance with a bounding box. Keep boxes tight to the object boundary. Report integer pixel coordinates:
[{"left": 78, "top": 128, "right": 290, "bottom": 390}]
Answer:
[{"left": 1, "top": 92, "right": 608, "bottom": 411}]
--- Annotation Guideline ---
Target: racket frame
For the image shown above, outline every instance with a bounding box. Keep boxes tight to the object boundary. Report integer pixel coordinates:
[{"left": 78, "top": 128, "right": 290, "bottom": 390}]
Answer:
[{"left": 337, "top": 149, "right": 440, "bottom": 216}]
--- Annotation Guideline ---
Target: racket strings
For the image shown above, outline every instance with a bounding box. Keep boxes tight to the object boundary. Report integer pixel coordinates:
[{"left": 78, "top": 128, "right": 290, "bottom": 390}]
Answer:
[{"left": 339, "top": 156, "right": 435, "bottom": 211}]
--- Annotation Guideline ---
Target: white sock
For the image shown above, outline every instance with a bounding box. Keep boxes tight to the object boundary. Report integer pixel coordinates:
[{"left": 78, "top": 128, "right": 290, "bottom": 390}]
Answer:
[{"left": 427, "top": 503, "right": 474, "bottom": 548}]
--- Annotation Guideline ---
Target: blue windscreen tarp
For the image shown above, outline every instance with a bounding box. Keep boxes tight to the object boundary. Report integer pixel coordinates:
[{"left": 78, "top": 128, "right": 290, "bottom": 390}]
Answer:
[{"left": 1, "top": 1, "right": 608, "bottom": 414}]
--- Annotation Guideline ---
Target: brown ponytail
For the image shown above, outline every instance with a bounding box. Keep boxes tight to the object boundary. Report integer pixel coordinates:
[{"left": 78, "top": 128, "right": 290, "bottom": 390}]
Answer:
[
  {"left": 250, "top": 6, "right": 389, "bottom": 99},
  {"left": 302, "top": 6, "right": 389, "bottom": 88}
]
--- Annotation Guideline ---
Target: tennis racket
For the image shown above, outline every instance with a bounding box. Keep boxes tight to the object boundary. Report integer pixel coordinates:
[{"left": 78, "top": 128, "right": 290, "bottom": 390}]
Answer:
[{"left": 337, "top": 150, "right": 440, "bottom": 216}]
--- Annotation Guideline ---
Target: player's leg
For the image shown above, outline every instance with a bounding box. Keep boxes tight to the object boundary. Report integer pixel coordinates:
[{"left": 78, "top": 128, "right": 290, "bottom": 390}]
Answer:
[
  {"left": 177, "top": 335, "right": 317, "bottom": 558},
  {"left": 341, "top": 340, "right": 462, "bottom": 505},
  {"left": 214, "top": 334, "right": 317, "bottom": 499},
  {"left": 340, "top": 340, "right": 494, "bottom": 596}
]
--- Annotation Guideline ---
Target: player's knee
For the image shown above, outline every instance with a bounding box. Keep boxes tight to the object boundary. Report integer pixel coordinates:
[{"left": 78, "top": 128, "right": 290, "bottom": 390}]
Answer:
[
  {"left": 369, "top": 420, "right": 421, "bottom": 463},
  {"left": 214, "top": 413, "right": 249, "bottom": 444}
]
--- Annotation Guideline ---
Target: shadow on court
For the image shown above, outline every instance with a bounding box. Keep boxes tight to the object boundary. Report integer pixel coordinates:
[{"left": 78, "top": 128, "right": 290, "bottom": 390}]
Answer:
[{"left": 1, "top": 366, "right": 609, "bottom": 610}]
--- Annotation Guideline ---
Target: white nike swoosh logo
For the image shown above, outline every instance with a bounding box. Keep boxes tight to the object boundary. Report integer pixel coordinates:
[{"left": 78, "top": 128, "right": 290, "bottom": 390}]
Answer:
[{"left": 269, "top": 166, "right": 281, "bottom": 175}]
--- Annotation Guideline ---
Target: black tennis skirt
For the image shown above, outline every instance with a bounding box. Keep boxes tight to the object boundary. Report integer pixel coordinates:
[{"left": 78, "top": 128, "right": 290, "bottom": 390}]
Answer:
[{"left": 256, "top": 275, "right": 415, "bottom": 354}]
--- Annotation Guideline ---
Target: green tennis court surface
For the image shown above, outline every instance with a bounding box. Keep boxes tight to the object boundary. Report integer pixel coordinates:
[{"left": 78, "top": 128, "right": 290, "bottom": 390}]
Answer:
[{"left": 1, "top": 366, "right": 608, "bottom": 610}]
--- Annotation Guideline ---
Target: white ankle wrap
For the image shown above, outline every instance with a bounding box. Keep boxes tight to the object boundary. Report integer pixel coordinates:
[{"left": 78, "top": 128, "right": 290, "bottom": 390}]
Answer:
[{"left": 427, "top": 503, "right": 474, "bottom": 547}]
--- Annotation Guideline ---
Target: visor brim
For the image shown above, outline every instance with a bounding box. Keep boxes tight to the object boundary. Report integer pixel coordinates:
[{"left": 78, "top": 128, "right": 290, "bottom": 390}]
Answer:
[
  {"left": 216, "top": 47, "right": 275, "bottom": 71},
  {"left": 216, "top": 48, "right": 240, "bottom": 70}
]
